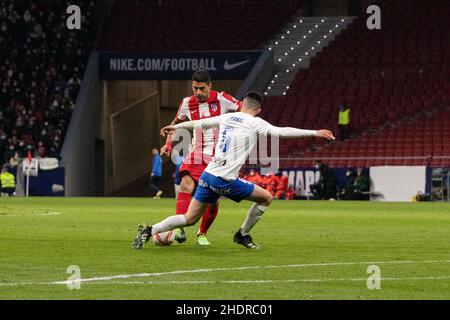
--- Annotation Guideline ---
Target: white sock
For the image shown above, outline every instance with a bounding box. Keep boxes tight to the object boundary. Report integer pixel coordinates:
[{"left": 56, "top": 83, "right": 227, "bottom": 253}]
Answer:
[
  {"left": 240, "top": 203, "right": 268, "bottom": 236},
  {"left": 152, "top": 215, "right": 187, "bottom": 235}
]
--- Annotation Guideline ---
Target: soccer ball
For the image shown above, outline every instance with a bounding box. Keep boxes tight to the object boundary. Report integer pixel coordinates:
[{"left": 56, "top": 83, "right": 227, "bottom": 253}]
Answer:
[{"left": 153, "top": 230, "right": 175, "bottom": 246}]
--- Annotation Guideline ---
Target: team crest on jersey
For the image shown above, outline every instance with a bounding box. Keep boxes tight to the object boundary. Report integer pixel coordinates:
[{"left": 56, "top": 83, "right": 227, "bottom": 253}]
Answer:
[{"left": 209, "top": 103, "right": 218, "bottom": 112}]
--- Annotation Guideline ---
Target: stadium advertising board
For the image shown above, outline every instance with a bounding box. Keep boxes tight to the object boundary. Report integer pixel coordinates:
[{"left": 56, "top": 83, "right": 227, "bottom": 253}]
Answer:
[
  {"left": 98, "top": 51, "right": 263, "bottom": 80},
  {"left": 281, "top": 167, "right": 432, "bottom": 200},
  {"left": 282, "top": 168, "right": 349, "bottom": 197}
]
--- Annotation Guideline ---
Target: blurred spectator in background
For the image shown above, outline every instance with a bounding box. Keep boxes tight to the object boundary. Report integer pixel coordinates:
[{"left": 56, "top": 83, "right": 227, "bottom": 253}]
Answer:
[
  {"left": 353, "top": 168, "right": 370, "bottom": 200},
  {"left": 339, "top": 169, "right": 356, "bottom": 200},
  {"left": 9, "top": 151, "right": 20, "bottom": 168},
  {"left": 243, "top": 169, "right": 297, "bottom": 200},
  {"left": 173, "top": 153, "right": 184, "bottom": 199},
  {"left": 285, "top": 185, "right": 296, "bottom": 200},
  {"left": 242, "top": 169, "right": 297, "bottom": 200},
  {"left": 0, "top": 166, "right": 15, "bottom": 196},
  {"left": 338, "top": 101, "right": 350, "bottom": 141},
  {"left": 274, "top": 171, "right": 289, "bottom": 199},
  {"left": 259, "top": 173, "right": 267, "bottom": 190},
  {"left": 0, "top": 0, "right": 96, "bottom": 162},
  {"left": 150, "top": 148, "right": 162, "bottom": 198},
  {"left": 246, "top": 169, "right": 262, "bottom": 186},
  {"left": 37, "top": 141, "right": 46, "bottom": 158},
  {"left": 311, "top": 160, "right": 337, "bottom": 200},
  {"left": 4, "top": 145, "right": 16, "bottom": 163},
  {"left": 262, "top": 172, "right": 277, "bottom": 196}
]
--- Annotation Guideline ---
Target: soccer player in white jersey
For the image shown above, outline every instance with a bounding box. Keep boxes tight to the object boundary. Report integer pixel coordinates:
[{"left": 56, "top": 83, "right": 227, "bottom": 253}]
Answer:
[
  {"left": 134, "top": 92, "right": 335, "bottom": 249},
  {"left": 159, "top": 70, "right": 241, "bottom": 246}
]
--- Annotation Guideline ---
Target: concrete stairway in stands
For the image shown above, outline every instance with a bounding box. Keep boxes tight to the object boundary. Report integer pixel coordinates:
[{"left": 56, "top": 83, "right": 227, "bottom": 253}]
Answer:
[{"left": 260, "top": 16, "right": 355, "bottom": 96}]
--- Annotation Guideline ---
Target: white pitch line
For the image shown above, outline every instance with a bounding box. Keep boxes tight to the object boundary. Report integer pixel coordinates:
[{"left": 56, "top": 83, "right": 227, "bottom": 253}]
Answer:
[
  {"left": 0, "top": 211, "right": 62, "bottom": 217},
  {"left": 1, "top": 259, "right": 450, "bottom": 287},
  {"left": 35, "top": 212, "right": 63, "bottom": 216},
  {"left": 70, "top": 275, "right": 450, "bottom": 285},
  {"left": 51, "top": 259, "right": 450, "bottom": 285},
  {"left": 3, "top": 275, "right": 450, "bottom": 287}
]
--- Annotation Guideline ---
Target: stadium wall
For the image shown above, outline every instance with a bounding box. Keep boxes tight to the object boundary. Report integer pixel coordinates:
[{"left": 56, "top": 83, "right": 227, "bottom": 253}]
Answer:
[
  {"left": 370, "top": 166, "right": 429, "bottom": 202},
  {"left": 102, "top": 80, "right": 160, "bottom": 195},
  {"left": 236, "top": 50, "right": 273, "bottom": 100},
  {"left": 60, "top": 52, "right": 102, "bottom": 196},
  {"left": 252, "top": 166, "right": 432, "bottom": 202}
]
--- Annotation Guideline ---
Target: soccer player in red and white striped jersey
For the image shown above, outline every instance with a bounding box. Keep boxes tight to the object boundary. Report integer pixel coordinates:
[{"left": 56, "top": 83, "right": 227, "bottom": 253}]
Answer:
[{"left": 159, "top": 70, "right": 241, "bottom": 245}]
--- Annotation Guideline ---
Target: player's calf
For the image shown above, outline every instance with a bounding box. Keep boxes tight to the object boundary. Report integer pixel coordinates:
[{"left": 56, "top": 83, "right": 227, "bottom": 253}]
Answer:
[
  {"left": 184, "top": 198, "right": 210, "bottom": 225},
  {"left": 232, "top": 185, "right": 272, "bottom": 249},
  {"left": 174, "top": 176, "right": 196, "bottom": 244}
]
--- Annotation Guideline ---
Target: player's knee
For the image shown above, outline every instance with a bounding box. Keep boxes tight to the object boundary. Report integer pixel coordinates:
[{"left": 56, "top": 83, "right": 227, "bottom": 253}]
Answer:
[
  {"left": 265, "top": 194, "right": 274, "bottom": 206},
  {"left": 179, "top": 185, "right": 193, "bottom": 194},
  {"left": 261, "top": 191, "right": 273, "bottom": 207}
]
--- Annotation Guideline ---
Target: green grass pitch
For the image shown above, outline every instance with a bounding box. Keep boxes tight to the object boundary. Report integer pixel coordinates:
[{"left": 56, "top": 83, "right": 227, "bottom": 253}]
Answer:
[{"left": 0, "top": 197, "right": 450, "bottom": 300}]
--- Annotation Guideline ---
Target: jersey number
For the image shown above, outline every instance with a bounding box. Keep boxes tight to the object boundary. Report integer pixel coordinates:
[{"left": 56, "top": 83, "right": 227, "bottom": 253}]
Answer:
[{"left": 219, "top": 126, "right": 232, "bottom": 153}]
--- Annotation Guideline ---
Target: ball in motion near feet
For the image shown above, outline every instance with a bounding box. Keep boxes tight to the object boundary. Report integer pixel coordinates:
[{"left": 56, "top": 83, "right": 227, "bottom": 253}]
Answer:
[{"left": 153, "top": 230, "right": 175, "bottom": 246}]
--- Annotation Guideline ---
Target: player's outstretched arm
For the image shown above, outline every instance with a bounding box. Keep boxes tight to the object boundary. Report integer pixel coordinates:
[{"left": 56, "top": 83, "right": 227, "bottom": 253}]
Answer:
[
  {"left": 160, "top": 124, "right": 176, "bottom": 137},
  {"left": 315, "top": 129, "right": 335, "bottom": 140},
  {"left": 161, "top": 115, "right": 224, "bottom": 137},
  {"left": 160, "top": 117, "right": 185, "bottom": 155},
  {"left": 267, "top": 126, "right": 335, "bottom": 140},
  {"left": 278, "top": 127, "right": 335, "bottom": 140},
  {"left": 258, "top": 119, "right": 335, "bottom": 140}
]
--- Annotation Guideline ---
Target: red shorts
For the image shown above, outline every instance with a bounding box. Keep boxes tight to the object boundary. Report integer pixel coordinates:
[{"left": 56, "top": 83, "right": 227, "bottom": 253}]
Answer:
[{"left": 179, "top": 162, "right": 207, "bottom": 182}]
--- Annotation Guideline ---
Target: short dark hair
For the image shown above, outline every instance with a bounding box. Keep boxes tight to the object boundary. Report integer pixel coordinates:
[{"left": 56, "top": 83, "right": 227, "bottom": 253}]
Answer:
[
  {"left": 243, "top": 91, "right": 264, "bottom": 109},
  {"left": 192, "top": 70, "right": 211, "bottom": 84}
]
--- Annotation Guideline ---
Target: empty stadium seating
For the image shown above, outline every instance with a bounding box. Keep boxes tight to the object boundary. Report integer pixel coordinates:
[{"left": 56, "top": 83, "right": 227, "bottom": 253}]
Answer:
[
  {"left": 260, "top": 0, "right": 450, "bottom": 168},
  {"left": 101, "top": 0, "right": 302, "bottom": 51},
  {"left": 284, "top": 107, "right": 450, "bottom": 168}
]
